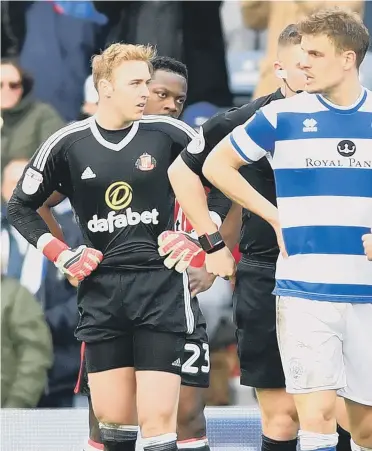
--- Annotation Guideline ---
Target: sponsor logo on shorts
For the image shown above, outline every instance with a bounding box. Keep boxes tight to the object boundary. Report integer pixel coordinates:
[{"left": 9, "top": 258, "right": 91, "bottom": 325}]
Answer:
[
  {"left": 289, "top": 358, "right": 304, "bottom": 381},
  {"left": 88, "top": 181, "right": 159, "bottom": 233},
  {"left": 172, "top": 358, "right": 181, "bottom": 368}
]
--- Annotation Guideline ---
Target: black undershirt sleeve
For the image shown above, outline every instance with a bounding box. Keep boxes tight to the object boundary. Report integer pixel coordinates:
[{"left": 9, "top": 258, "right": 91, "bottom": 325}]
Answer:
[{"left": 7, "top": 137, "right": 69, "bottom": 247}]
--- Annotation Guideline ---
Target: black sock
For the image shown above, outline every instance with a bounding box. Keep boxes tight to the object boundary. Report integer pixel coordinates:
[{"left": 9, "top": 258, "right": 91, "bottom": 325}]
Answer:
[
  {"left": 143, "top": 433, "right": 178, "bottom": 451},
  {"left": 337, "top": 424, "right": 351, "bottom": 451},
  {"left": 179, "top": 446, "right": 210, "bottom": 451},
  {"left": 178, "top": 437, "right": 210, "bottom": 450},
  {"left": 100, "top": 424, "right": 137, "bottom": 451},
  {"left": 103, "top": 443, "right": 135, "bottom": 451},
  {"left": 178, "top": 445, "right": 210, "bottom": 451},
  {"left": 144, "top": 443, "right": 177, "bottom": 451},
  {"left": 262, "top": 434, "right": 298, "bottom": 451}
]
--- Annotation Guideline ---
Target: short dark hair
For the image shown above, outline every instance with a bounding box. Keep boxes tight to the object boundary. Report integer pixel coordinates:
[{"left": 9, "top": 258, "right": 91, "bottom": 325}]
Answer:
[
  {"left": 151, "top": 56, "right": 188, "bottom": 81},
  {"left": 278, "top": 24, "right": 302, "bottom": 47},
  {"left": 297, "top": 7, "right": 370, "bottom": 68}
]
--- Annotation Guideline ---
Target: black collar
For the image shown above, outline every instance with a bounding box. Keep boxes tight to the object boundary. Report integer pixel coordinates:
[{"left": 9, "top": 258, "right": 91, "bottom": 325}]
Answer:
[{"left": 273, "top": 88, "right": 285, "bottom": 100}]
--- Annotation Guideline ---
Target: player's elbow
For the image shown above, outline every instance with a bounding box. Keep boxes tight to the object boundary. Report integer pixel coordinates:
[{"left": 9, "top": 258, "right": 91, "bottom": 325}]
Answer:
[
  {"left": 7, "top": 192, "right": 37, "bottom": 229},
  {"left": 7, "top": 194, "right": 22, "bottom": 226},
  {"left": 43, "top": 190, "right": 66, "bottom": 208}
]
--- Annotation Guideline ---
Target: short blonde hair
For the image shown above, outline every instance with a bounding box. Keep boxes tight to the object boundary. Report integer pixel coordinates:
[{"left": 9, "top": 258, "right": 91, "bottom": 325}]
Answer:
[{"left": 91, "top": 43, "right": 157, "bottom": 89}]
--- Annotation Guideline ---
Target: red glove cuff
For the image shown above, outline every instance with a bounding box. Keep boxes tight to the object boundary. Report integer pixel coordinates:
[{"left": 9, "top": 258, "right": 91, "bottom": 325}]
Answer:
[
  {"left": 42, "top": 238, "right": 69, "bottom": 262},
  {"left": 190, "top": 251, "right": 206, "bottom": 268}
]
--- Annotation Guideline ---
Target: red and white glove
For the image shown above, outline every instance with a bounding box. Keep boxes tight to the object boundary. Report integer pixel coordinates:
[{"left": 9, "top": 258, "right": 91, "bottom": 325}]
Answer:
[
  {"left": 158, "top": 230, "right": 205, "bottom": 273},
  {"left": 38, "top": 234, "right": 103, "bottom": 281}
]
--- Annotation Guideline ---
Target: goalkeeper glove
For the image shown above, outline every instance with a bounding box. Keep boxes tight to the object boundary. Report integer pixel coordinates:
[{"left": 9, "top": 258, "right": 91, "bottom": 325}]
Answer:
[
  {"left": 38, "top": 234, "right": 103, "bottom": 281},
  {"left": 158, "top": 230, "right": 205, "bottom": 273}
]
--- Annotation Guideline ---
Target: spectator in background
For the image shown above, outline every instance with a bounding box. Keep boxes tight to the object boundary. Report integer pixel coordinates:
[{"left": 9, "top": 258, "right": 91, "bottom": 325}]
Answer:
[
  {"left": 1, "top": 158, "right": 81, "bottom": 408},
  {"left": 37, "top": 197, "right": 82, "bottom": 409},
  {"left": 20, "top": 1, "right": 105, "bottom": 121},
  {"left": 94, "top": 1, "right": 232, "bottom": 107},
  {"left": 1, "top": 159, "right": 45, "bottom": 295},
  {"left": 1, "top": 275, "right": 53, "bottom": 408},
  {"left": 1, "top": 58, "right": 65, "bottom": 170},
  {"left": 78, "top": 75, "right": 98, "bottom": 120},
  {"left": 240, "top": 0, "right": 365, "bottom": 98},
  {"left": 1, "top": 1, "right": 31, "bottom": 57},
  {"left": 179, "top": 1, "right": 232, "bottom": 107}
]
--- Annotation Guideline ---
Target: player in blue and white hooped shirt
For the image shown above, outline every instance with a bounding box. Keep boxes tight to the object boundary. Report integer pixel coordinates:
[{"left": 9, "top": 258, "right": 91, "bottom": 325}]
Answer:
[{"left": 202, "top": 7, "right": 372, "bottom": 451}]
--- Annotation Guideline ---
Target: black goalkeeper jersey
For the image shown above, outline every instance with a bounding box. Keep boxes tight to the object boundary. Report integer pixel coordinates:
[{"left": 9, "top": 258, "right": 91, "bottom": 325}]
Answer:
[
  {"left": 180, "top": 89, "right": 284, "bottom": 262},
  {"left": 8, "top": 115, "right": 199, "bottom": 270}
]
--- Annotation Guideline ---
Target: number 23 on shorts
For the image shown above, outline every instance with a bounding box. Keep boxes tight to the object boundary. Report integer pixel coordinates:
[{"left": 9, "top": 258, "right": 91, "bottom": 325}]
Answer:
[{"left": 182, "top": 343, "right": 210, "bottom": 374}]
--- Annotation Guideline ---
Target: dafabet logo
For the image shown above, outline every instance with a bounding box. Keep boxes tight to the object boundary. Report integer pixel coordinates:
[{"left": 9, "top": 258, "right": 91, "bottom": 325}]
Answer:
[{"left": 88, "top": 181, "right": 159, "bottom": 233}]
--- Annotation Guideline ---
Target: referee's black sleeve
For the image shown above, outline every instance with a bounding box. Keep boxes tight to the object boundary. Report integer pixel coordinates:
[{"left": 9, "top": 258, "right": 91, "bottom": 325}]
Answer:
[
  {"left": 180, "top": 101, "right": 265, "bottom": 178},
  {"left": 7, "top": 133, "right": 69, "bottom": 248},
  {"left": 179, "top": 96, "right": 280, "bottom": 220},
  {"left": 207, "top": 186, "right": 232, "bottom": 222}
]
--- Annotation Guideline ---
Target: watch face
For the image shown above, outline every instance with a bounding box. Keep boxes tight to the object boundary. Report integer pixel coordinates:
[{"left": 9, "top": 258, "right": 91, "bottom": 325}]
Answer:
[
  {"left": 198, "top": 234, "right": 211, "bottom": 251},
  {"left": 198, "top": 235, "right": 209, "bottom": 250},
  {"left": 199, "top": 232, "right": 222, "bottom": 251}
]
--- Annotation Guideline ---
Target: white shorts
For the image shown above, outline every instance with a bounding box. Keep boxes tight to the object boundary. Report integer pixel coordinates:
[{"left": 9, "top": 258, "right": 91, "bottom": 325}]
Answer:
[{"left": 276, "top": 296, "right": 372, "bottom": 406}]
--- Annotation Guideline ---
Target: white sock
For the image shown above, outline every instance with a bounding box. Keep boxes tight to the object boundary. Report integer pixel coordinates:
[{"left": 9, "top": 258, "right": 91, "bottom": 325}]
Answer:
[
  {"left": 298, "top": 431, "right": 338, "bottom": 451},
  {"left": 351, "top": 439, "right": 372, "bottom": 451},
  {"left": 142, "top": 433, "right": 177, "bottom": 450}
]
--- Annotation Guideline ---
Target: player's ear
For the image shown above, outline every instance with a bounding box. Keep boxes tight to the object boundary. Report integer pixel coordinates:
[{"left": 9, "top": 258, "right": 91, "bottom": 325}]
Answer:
[
  {"left": 98, "top": 78, "right": 113, "bottom": 99},
  {"left": 274, "top": 61, "right": 287, "bottom": 80},
  {"left": 343, "top": 50, "right": 357, "bottom": 71}
]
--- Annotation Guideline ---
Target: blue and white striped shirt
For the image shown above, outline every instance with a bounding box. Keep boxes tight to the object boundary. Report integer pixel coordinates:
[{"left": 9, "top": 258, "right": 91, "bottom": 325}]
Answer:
[{"left": 229, "top": 88, "right": 372, "bottom": 303}]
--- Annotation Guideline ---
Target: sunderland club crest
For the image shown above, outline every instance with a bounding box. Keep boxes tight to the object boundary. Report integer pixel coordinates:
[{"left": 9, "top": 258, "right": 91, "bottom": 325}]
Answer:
[{"left": 135, "top": 153, "right": 156, "bottom": 171}]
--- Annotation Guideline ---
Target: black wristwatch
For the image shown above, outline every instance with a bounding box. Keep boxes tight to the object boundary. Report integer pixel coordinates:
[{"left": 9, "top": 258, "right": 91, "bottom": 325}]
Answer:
[{"left": 198, "top": 231, "right": 226, "bottom": 254}]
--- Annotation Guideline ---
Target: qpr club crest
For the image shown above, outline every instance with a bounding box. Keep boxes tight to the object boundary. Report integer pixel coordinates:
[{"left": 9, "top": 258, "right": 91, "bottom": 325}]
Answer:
[{"left": 135, "top": 153, "right": 156, "bottom": 171}]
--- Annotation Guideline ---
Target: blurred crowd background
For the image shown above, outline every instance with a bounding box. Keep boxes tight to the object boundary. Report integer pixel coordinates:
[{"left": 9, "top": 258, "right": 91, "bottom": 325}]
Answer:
[{"left": 1, "top": 0, "right": 372, "bottom": 411}]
